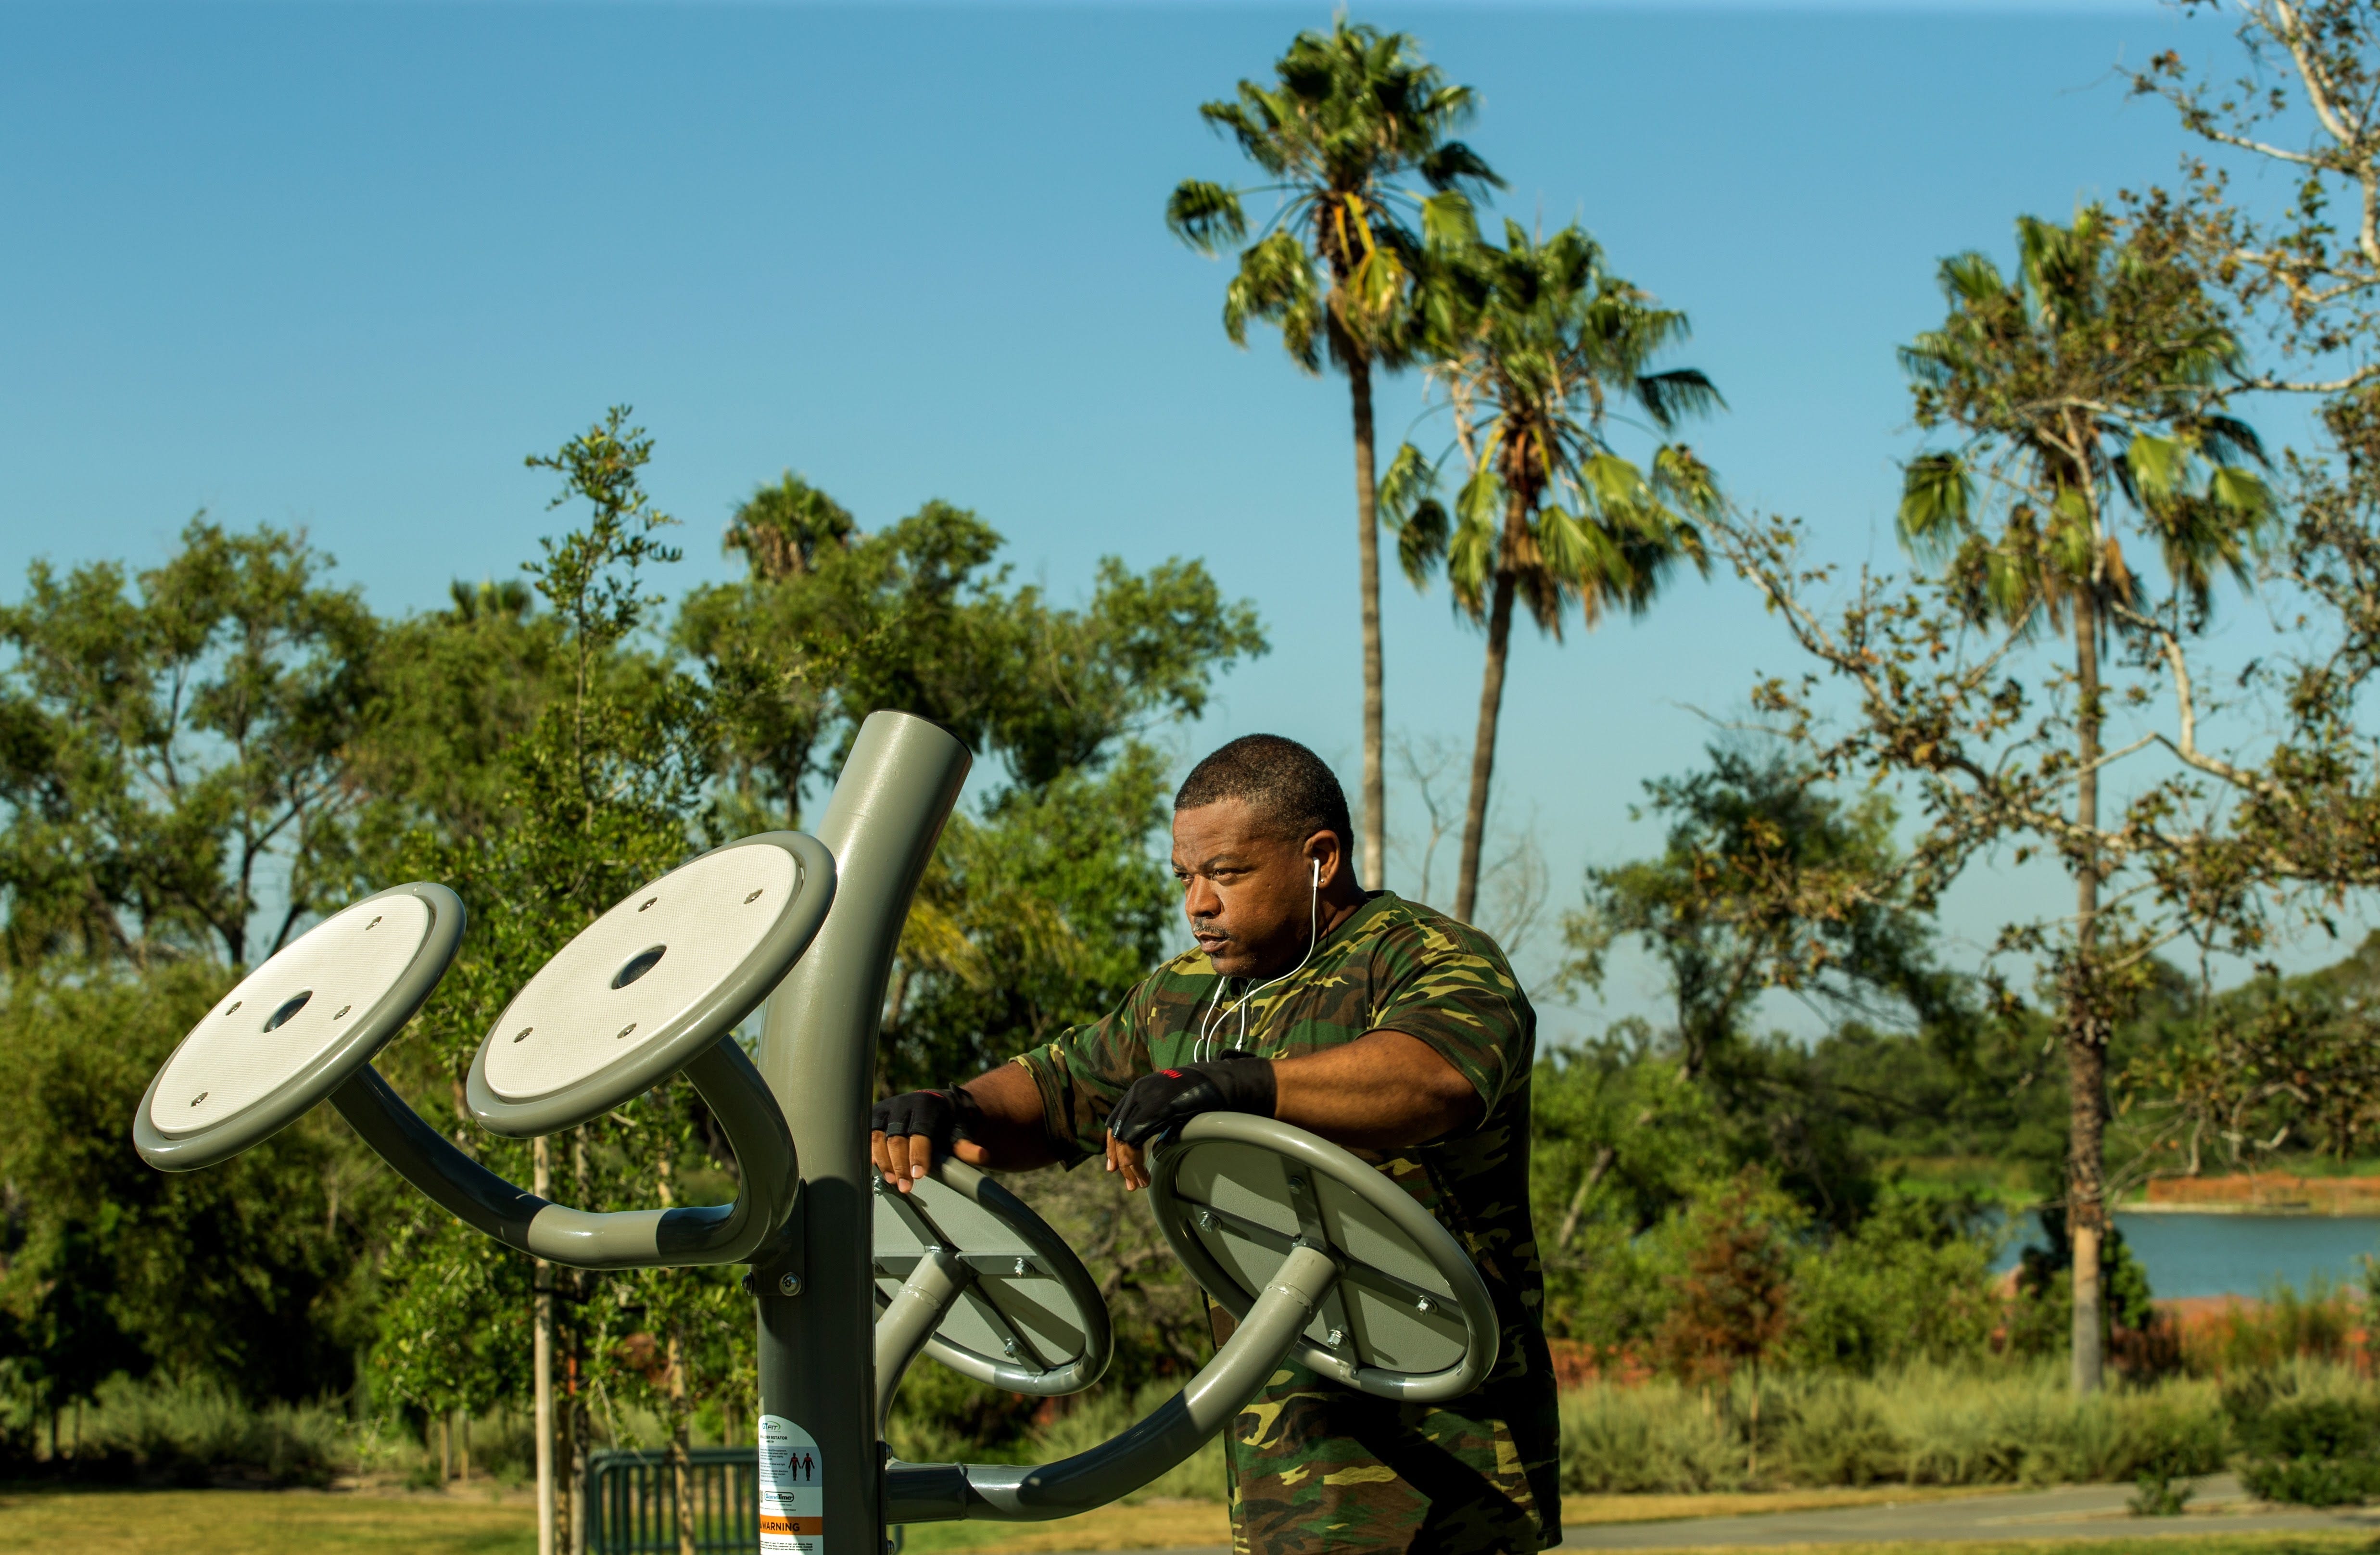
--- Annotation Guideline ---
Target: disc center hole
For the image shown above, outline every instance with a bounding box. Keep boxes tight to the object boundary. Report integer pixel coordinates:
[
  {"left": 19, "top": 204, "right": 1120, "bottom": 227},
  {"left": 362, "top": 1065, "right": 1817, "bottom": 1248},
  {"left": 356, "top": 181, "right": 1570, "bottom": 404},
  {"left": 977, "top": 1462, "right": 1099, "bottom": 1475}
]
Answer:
[
  {"left": 613, "top": 946, "right": 667, "bottom": 989},
  {"left": 262, "top": 990, "right": 313, "bottom": 1032}
]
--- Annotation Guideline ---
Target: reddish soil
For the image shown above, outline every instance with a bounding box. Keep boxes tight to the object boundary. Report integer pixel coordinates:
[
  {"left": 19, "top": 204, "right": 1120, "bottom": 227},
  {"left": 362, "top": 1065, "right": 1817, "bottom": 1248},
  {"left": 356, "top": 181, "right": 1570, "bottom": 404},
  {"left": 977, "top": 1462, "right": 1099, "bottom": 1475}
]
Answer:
[{"left": 2146, "top": 1172, "right": 2380, "bottom": 1213}]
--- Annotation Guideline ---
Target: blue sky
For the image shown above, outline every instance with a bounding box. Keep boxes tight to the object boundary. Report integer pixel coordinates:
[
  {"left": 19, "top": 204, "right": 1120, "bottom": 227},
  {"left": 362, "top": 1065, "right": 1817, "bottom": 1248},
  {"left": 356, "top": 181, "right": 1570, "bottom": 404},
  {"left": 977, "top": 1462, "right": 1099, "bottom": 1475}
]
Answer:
[{"left": 1, "top": 0, "right": 2332, "bottom": 1039}]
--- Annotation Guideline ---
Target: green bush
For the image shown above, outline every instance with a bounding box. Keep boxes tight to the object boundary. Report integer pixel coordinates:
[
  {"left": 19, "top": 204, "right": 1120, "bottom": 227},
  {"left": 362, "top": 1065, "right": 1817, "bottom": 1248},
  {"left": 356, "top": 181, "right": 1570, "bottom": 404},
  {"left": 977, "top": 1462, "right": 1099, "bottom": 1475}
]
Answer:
[
  {"left": 1557, "top": 1380, "right": 1749, "bottom": 1493},
  {"left": 1557, "top": 1363, "right": 2232, "bottom": 1492},
  {"left": 55, "top": 1374, "right": 350, "bottom": 1486},
  {"left": 1785, "top": 1189, "right": 1999, "bottom": 1373},
  {"left": 2226, "top": 1366, "right": 2380, "bottom": 1505}
]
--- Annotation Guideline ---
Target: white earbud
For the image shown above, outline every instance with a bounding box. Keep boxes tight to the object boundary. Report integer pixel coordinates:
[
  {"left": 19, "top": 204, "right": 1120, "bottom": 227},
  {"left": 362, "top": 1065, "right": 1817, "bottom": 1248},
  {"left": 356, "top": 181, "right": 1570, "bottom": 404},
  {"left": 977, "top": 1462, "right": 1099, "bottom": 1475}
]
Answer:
[{"left": 1199, "top": 852, "right": 1325, "bottom": 1061}]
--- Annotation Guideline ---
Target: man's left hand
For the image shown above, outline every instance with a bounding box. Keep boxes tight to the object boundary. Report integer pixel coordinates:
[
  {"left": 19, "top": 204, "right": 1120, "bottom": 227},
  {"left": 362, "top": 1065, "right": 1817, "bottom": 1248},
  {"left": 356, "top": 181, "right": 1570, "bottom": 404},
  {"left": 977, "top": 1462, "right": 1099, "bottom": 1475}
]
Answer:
[{"left": 1102, "top": 1053, "right": 1276, "bottom": 1191}]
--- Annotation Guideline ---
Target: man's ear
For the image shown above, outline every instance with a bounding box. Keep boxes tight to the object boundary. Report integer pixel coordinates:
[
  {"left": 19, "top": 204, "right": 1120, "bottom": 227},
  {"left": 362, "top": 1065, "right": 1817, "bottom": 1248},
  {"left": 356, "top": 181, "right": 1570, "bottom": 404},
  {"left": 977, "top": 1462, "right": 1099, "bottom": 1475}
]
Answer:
[{"left": 1305, "top": 831, "right": 1344, "bottom": 891}]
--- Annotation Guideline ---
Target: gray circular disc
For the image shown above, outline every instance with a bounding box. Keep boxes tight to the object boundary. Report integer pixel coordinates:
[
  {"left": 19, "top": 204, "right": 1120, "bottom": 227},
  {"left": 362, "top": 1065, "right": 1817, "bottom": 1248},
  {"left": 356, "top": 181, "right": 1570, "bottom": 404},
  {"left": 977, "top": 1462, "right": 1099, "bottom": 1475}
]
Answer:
[
  {"left": 134, "top": 883, "right": 466, "bottom": 1172},
  {"left": 1149, "top": 1112, "right": 1499, "bottom": 1403},
  {"left": 466, "top": 832, "right": 834, "bottom": 1137},
  {"left": 873, "top": 1161, "right": 1112, "bottom": 1397}
]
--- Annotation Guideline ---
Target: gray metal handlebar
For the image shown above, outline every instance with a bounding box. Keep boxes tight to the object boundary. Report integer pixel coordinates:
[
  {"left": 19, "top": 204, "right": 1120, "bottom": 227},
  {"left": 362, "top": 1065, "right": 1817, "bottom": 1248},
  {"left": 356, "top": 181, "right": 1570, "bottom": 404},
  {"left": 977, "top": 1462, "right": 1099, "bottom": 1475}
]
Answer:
[
  {"left": 332, "top": 1034, "right": 798, "bottom": 1270},
  {"left": 881, "top": 1242, "right": 1338, "bottom": 1524},
  {"left": 1149, "top": 1112, "right": 1500, "bottom": 1404},
  {"left": 871, "top": 1159, "right": 1114, "bottom": 1426}
]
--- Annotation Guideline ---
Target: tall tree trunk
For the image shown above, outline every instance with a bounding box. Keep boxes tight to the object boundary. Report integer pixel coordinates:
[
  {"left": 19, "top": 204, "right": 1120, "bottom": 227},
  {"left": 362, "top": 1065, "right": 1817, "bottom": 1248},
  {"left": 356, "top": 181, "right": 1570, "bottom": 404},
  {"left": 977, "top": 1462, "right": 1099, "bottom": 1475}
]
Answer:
[
  {"left": 1455, "top": 549, "right": 1521, "bottom": 923},
  {"left": 570, "top": 1131, "right": 592, "bottom": 1555},
  {"left": 2067, "top": 593, "right": 2109, "bottom": 1396},
  {"left": 533, "top": 1135, "right": 557, "bottom": 1555},
  {"left": 1351, "top": 356, "right": 1387, "bottom": 890},
  {"left": 657, "top": 1151, "right": 697, "bottom": 1555},
  {"left": 668, "top": 1330, "right": 696, "bottom": 1555}
]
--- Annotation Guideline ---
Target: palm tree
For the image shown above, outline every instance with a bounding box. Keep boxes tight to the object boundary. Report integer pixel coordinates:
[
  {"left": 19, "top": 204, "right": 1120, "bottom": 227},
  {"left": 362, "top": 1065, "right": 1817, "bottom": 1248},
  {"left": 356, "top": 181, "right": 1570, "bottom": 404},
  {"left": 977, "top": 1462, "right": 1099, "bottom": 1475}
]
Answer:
[
  {"left": 1168, "top": 18, "right": 1500, "bottom": 890},
  {"left": 1895, "top": 204, "right": 2271, "bottom": 1394},
  {"left": 725, "top": 471, "right": 854, "bottom": 582},
  {"left": 1389, "top": 220, "right": 1721, "bottom": 922}
]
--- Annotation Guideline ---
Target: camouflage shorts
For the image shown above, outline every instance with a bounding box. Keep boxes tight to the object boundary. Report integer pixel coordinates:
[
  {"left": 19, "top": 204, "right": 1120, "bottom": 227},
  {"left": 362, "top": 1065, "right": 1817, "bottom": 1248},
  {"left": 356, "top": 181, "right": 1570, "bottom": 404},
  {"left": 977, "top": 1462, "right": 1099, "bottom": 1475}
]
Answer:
[{"left": 1222, "top": 1351, "right": 1560, "bottom": 1555}]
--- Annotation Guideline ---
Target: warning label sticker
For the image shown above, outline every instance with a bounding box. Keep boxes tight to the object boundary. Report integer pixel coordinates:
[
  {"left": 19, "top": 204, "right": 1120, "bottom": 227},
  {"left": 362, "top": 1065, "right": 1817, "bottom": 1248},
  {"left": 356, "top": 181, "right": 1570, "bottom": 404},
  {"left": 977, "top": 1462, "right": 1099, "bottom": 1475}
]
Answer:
[{"left": 758, "top": 1415, "right": 823, "bottom": 1554}]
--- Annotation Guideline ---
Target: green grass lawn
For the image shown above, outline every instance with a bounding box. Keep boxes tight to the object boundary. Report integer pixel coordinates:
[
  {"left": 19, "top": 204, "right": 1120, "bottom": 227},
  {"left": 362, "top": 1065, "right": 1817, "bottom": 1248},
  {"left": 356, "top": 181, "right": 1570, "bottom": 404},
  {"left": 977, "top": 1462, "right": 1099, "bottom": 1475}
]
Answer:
[
  {"left": 10, "top": 1487, "right": 2380, "bottom": 1555},
  {"left": 1646, "top": 1541, "right": 2380, "bottom": 1555},
  {"left": 0, "top": 1486, "right": 536, "bottom": 1555}
]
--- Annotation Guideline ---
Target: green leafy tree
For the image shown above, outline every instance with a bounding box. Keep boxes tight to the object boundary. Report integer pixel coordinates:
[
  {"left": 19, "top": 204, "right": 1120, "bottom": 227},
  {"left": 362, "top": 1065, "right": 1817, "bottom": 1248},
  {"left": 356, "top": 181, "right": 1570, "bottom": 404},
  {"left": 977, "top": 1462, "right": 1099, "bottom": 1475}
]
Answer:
[
  {"left": 0, "top": 521, "right": 379, "bottom": 967},
  {"left": 1786, "top": 1187, "right": 2000, "bottom": 1374},
  {"left": 377, "top": 408, "right": 714, "bottom": 1550},
  {"left": 1708, "top": 205, "right": 2279, "bottom": 1394},
  {"left": 682, "top": 491, "right": 1264, "bottom": 822},
  {"left": 1529, "top": 1035, "right": 1733, "bottom": 1345},
  {"left": 0, "top": 964, "right": 389, "bottom": 1418},
  {"left": 1560, "top": 748, "right": 1958, "bottom": 1088},
  {"left": 349, "top": 578, "right": 562, "bottom": 860},
  {"left": 1168, "top": 17, "right": 1499, "bottom": 888},
  {"left": 1386, "top": 222, "right": 1720, "bottom": 920},
  {"left": 1893, "top": 205, "right": 2271, "bottom": 1392},
  {"left": 1552, "top": 748, "right": 1970, "bottom": 1232}
]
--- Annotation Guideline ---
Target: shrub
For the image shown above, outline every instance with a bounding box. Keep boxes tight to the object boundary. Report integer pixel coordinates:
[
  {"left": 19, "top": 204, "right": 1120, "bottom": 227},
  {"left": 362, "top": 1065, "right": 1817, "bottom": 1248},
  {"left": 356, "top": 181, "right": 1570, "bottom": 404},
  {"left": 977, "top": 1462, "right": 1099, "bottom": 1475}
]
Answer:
[
  {"left": 2226, "top": 1365, "right": 2380, "bottom": 1505},
  {"left": 1785, "top": 1188, "right": 1999, "bottom": 1373},
  {"left": 2185, "top": 1279, "right": 2361, "bottom": 1375},
  {"left": 1558, "top": 1380, "right": 1749, "bottom": 1493},
  {"left": 41, "top": 1374, "right": 351, "bottom": 1486},
  {"left": 1557, "top": 1363, "right": 2232, "bottom": 1492}
]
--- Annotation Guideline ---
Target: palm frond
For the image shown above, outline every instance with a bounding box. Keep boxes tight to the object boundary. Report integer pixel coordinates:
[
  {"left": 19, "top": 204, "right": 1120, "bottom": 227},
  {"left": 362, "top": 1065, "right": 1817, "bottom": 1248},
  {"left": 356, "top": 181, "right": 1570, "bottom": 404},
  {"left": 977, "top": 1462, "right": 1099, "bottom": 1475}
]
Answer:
[
  {"left": 1897, "top": 453, "right": 1974, "bottom": 559},
  {"left": 1225, "top": 230, "right": 1323, "bottom": 367},
  {"left": 1396, "top": 499, "right": 1449, "bottom": 589},
  {"left": 1378, "top": 440, "right": 1442, "bottom": 529},
  {"left": 1651, "top": 443, "right": 1722, "bottom": 526},
  {"left": 1166, "top": 180, "right": 1249, "bottom": 254},
  {"left": 2124, "top": 431, "right": 2189, "bottom": 508},
  {"left": 1418, "top": 190, "right": 1480, "bottom": 253},
  {"left": 1419, "top": 140, "right": 1505, "bottom": 195},
  {"left": 1634, "top": 368, "right": 1726, "bottom": 431}
]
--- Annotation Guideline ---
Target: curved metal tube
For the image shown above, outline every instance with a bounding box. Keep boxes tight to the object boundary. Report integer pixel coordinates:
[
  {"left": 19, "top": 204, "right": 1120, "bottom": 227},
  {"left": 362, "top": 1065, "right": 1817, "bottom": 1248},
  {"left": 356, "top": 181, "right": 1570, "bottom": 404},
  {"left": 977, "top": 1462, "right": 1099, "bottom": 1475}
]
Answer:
[
  {"left": 332, "top": 1035, "right": 798, "bottom": 1270},
  {"left": 874, "top": 1247, "right": 969, "bottom": 1431},
  {"left": 882, "top": 1243, "right": 1339, "bottom": 1524}
]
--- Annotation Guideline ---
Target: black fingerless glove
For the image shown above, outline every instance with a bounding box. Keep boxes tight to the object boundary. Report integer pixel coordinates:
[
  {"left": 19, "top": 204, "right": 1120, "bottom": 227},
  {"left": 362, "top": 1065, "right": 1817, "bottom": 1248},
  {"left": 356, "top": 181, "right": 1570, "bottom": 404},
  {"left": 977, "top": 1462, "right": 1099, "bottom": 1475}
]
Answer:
[
  {"left": 1104, "top": 1051, "right": 1277, "bottom": 1149},
  {"left": 870, "top": 1087, "right": 986, "bottom": 1154}
]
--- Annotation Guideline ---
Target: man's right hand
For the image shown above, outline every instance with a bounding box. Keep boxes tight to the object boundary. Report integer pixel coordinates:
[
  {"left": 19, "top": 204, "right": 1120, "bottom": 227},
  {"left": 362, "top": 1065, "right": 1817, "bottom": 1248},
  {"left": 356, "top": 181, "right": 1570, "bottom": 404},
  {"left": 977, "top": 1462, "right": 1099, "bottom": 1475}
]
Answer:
[{"left": 870, "top": 1087, "right": 987, "bottom": 1194}]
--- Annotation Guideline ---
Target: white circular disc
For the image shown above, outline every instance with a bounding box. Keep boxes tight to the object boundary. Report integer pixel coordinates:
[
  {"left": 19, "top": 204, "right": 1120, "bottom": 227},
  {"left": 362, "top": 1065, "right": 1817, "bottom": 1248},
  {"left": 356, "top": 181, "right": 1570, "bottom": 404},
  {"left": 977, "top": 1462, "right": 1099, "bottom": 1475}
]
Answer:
[
  {"left": 151, "top": 892, "right": 434, "bottom": 1137},
  {"left": 482, "top": 843, "right": 799, "bottom": 1103}
]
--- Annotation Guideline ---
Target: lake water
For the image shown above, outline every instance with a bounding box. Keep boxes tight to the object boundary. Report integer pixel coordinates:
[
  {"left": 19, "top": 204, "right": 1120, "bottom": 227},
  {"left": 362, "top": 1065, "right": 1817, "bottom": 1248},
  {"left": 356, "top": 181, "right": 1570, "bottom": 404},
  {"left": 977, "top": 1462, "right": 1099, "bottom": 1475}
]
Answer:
[{"left": 1992, "top": 1212, "right": 2380, "bottom": 1300}]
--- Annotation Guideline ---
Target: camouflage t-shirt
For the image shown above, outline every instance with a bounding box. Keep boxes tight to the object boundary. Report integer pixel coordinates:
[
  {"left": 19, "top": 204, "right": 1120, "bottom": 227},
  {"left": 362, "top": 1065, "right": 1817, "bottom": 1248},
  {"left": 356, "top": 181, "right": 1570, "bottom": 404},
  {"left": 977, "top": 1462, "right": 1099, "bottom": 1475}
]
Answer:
[{"left": 1011, "top": 891, "right": 1560, "bottom": 1555}]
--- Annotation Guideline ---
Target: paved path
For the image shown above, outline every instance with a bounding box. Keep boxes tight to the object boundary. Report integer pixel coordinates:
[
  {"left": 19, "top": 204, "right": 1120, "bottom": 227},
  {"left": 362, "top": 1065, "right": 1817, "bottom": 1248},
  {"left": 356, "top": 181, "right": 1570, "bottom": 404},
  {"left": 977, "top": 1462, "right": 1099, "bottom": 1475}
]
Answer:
[
  {"left": 1025, "top": 1476, "right": 2376, "bottom": 1553},
  {"left": 1559, "top": 1476, "right": 2380, "bottom": 1547}
]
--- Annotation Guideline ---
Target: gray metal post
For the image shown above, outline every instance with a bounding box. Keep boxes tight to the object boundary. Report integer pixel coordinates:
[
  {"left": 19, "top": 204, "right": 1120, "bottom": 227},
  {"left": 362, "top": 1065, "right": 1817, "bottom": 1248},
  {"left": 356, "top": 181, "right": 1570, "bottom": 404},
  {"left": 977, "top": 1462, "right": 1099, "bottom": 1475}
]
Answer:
[{"left": 753, "top": 711, "right": 971, "bottom": 1550}]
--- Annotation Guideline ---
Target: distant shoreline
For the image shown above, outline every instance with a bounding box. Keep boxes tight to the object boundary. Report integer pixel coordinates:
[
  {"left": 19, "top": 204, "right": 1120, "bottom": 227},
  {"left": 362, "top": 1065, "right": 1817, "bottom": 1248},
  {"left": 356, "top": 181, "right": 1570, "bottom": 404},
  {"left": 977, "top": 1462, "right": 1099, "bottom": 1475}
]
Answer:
[{"left": 2120, "top": 1201, "right": 2380, "bottom": 1218}]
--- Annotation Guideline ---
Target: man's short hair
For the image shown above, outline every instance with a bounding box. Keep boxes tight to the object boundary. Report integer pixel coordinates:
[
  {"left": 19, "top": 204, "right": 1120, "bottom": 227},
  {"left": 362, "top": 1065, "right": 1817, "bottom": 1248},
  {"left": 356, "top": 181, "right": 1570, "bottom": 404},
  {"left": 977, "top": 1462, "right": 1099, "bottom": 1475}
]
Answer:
[{"left": 1175, "top": 735, "right": 1355, "bottom": 861}]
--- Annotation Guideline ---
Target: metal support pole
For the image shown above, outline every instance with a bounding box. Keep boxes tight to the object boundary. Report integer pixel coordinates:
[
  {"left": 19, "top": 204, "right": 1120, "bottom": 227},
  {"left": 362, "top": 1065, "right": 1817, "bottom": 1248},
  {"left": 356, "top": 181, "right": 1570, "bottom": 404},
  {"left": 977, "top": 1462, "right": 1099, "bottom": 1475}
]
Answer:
[{"left": 753, "top": 712, "right": 971, "bottom": 1551}]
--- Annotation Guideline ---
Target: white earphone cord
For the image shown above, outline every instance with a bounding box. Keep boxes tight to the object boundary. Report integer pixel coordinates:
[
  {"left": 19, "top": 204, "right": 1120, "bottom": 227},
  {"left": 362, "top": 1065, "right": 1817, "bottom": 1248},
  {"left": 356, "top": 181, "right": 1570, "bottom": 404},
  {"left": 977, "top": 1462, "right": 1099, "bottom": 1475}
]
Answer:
[{"left": 1197, "top": 859, "right": 1320, "bottom": 1062}]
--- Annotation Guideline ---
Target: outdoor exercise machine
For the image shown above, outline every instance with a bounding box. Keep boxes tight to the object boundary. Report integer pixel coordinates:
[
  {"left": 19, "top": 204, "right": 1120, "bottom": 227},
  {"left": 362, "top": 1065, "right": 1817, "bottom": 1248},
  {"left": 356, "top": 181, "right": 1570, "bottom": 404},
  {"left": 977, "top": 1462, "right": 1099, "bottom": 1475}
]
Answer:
[{"left": 131, "top": 710, "right": 1500, "bottom": 1552}]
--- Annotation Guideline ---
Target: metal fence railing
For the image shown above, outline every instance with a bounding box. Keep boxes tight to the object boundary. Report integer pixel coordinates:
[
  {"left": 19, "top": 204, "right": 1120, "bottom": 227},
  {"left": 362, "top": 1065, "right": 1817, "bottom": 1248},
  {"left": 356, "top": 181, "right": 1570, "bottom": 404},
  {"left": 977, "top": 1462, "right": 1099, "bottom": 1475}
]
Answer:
[{"left": 586, "top": 1446, "right": 758, "bottom": 1555}]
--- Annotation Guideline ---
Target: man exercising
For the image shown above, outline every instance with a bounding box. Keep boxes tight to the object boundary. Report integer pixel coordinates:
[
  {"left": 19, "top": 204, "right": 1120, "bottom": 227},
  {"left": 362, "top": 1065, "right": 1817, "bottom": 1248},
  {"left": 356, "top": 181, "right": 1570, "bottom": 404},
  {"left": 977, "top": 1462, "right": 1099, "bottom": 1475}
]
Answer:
[{"left": 871, "top": 734, "right": 1558, "bottom": 1555}]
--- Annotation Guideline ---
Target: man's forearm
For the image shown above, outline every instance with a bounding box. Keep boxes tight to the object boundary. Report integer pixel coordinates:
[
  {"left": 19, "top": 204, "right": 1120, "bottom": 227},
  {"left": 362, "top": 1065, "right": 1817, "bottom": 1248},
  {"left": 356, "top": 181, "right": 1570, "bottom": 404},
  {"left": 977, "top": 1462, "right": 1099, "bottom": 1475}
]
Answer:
[
  {"left": 1270, "top": 1030, "right": 1481, "bottom": 1150},
  {"left": 1103, "top": 1028, "right": 1484, "bottom": 1189},
  {"left": 957, "top": 1062, "right": 1063, "bottom": 1172}
]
